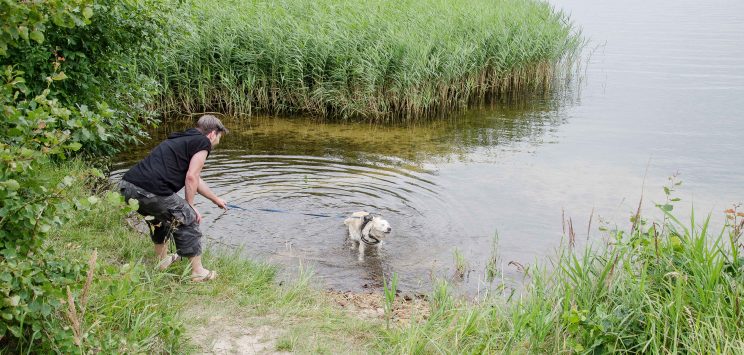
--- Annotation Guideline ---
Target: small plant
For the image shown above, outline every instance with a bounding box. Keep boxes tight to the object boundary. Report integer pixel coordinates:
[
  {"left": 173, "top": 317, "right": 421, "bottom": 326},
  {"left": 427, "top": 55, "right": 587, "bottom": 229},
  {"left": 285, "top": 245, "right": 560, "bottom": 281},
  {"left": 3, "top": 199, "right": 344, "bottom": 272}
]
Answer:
[
  {"left": 63, "top": 249, "right": 96, "bottom": 349},
  {"left": 485, "top": 234, "right": 500, "bottom": 282},
  {"left": 275, "top": 336, "right": 295, "bottom": 352},
  {"left": 453, "top": 248, "right": 468, "bottom": 280},
  {"left": 382, "top": 272, "right": 398, "bottom": 329}
]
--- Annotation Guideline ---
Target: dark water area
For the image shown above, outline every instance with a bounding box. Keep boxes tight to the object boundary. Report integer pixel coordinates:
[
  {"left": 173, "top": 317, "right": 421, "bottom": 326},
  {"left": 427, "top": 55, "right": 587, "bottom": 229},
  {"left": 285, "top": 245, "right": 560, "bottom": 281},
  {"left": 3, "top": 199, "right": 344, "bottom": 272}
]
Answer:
[{"left": 112, "top": 0, "right": 744, "bottom": 295}]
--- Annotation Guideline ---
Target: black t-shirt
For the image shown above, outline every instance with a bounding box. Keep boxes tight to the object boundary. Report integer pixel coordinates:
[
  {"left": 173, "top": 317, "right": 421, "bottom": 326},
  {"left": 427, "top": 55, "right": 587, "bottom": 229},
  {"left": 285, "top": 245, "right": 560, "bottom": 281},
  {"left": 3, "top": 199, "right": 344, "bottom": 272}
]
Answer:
[{"left": 123, "top": 128, "right": 212, "bottom": 196}]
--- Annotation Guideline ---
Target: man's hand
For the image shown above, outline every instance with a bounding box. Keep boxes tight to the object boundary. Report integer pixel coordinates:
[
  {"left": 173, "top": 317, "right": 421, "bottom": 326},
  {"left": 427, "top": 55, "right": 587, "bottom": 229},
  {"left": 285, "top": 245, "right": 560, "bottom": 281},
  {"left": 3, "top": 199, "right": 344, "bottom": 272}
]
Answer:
[
  {"left": 214, "top": 197, "right": 228, "bottom": 210},
  {"left": 197, "top": 177, "right": 227, "bottom": 210},
  {"left": 191, "top": 205, "right": 202, "bottom": 224}
]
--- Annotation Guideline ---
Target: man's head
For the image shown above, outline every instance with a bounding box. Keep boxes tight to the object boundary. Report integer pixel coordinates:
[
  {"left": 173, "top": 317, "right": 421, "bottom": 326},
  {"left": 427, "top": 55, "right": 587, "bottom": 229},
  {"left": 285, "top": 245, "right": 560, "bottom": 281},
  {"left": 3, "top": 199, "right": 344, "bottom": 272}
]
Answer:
[{"left": 195, "top": 115, "right": 228, "bottom": 146}]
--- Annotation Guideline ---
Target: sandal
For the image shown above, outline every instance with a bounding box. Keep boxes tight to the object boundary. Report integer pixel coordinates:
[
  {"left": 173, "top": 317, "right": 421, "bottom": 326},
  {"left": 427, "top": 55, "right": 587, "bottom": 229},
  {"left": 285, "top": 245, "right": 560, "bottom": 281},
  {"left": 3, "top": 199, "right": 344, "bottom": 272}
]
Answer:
[
  {"left": 191, "top": 270, "right": 217, "bottom": 282},
  {"left": 157, "top": 253, "right": 181, "bottom": 270}
]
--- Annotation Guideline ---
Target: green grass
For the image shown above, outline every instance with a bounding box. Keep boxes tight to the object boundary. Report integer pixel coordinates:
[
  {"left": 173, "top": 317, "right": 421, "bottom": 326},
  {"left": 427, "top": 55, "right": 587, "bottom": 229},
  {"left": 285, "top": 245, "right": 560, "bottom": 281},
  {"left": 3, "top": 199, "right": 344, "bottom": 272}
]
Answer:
[
  {"left": 149, "top": 0, "right": 582, "bottom": 121},
  {"left": 376, "top": 209, "right": 744, "bottom": 353},
  {"left": 42, "top": 161, "right": 744, "bottom": 353}
]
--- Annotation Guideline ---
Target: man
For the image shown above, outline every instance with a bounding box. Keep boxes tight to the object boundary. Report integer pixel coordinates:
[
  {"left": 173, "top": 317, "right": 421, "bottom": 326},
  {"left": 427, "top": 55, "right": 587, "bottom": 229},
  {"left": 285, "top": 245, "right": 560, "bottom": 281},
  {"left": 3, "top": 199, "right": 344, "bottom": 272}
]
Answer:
[{"left": 119, "top": 115, "right": 228, "bottom": 282}]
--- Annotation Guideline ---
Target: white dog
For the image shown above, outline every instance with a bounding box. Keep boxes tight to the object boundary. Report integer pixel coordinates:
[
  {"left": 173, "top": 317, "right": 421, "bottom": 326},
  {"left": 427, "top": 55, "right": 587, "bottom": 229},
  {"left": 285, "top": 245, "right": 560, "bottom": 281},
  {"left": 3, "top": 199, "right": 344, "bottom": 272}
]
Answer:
[{"left": 344, "top": 211, "right": 392, "bottom": 261}]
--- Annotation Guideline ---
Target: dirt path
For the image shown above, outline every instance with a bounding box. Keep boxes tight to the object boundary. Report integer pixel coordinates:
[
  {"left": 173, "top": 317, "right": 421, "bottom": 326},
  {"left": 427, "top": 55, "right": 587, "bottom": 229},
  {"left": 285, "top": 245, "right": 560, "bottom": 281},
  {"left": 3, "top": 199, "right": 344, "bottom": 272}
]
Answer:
[
  {"left": 188, "top": 315, "right": 290, "bottom": 355},
  {"left": 185, "top": 290, "right": 428, "bottom": 354}
]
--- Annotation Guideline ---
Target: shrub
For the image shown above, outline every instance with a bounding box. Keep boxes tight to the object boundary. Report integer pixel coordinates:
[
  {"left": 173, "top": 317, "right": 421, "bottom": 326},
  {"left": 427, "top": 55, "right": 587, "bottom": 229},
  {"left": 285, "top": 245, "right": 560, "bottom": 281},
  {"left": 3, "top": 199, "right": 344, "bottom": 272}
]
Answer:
[
  {"left": 1, "top": 0, "right": 175, "bottom": 155},
  {"left": 0, "top": 1, "right": 164, "bottom": 350}
]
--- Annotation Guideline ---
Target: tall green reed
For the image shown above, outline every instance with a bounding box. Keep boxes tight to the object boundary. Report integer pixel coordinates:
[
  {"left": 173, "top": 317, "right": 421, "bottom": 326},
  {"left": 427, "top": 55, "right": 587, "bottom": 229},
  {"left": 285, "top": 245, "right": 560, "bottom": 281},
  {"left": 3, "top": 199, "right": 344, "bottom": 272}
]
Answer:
[
  {"left": 147, "top": 0, "right": 582, "bottom": 121},
  {"left": 383, "top": 272, "right": 399, "bottom": 329}
]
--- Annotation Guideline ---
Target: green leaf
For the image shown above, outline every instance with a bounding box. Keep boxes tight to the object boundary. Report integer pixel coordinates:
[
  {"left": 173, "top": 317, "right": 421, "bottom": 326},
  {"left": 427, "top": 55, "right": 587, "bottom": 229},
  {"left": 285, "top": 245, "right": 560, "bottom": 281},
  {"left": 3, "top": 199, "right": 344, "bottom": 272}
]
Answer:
[
  {"left": 106, "top": 191, "right": 123, "bottom": 205},
  {"left": 670, "top": 236, "right": 683, "bottom": 251},
  {"left": 51, "top": 72, "right": 68, "bottom": 81},
  {"left": 7, "top": 295, "right": 20, "bottom": 307},
  {"left": 661, "top": 204, "right": 673, "bottom": 212},
  {"left": 68, "top": 142, "right": 82, "bottom": 151},
  {"left": 88, "top": 196, "right": 100, "bottom": 205},
  {"left": 29, "top": 31, "right": 44, "bottom": 44},
  {"left": 3, "top": 180, "right": 20, "bottom": 191},
  {"left": 18, "top": 26, "right": 29, "bottom": 41},
  {"left": 62, "top": 176, "right": 75, "bottom": 186},
  {"left": 8, "top": 325, "right": 21, "bottom": 337},
  {"left": 83, "top": 7, "right": 94, "bottom": 19}
]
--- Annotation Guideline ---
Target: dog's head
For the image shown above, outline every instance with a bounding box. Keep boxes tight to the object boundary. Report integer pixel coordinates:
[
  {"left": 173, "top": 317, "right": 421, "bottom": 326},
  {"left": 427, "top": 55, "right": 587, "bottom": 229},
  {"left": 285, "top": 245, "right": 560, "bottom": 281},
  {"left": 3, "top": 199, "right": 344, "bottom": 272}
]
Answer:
[{"left": 361, "top": 214, "right": 392, "bottom": 239}]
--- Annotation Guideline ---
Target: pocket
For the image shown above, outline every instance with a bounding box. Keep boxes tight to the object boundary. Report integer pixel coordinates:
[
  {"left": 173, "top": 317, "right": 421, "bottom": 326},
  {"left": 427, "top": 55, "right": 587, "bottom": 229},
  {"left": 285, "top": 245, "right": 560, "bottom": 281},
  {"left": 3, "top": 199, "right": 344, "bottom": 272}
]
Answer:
[
  {"left": 136, "top": 190, "right": 156, "bottom": 199},
  {"left": 119, "top": 181, "right": 156, "bottom": 200},
  {"left": 168, "top": 205, "right": 196, "bottom": 226}
]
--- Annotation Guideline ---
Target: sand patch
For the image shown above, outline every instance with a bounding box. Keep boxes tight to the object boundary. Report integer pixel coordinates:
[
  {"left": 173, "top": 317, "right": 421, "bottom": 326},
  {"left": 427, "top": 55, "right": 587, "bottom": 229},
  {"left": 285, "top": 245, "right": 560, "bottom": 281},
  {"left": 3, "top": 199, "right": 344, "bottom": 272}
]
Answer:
[
  {"left": 188, "top": 315, "right": 290, "bottom": 355},
  {"left": 326, "top": 290, "right": 429, "bottom": 326}
]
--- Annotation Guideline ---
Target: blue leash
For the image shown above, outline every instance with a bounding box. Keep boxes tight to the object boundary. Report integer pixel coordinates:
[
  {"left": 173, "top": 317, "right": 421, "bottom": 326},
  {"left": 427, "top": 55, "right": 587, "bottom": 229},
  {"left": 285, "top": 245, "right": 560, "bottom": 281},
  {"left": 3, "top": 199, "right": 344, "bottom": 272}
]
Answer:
[{"left": 226, "top": 203, "right": 348, "bottom": 219}]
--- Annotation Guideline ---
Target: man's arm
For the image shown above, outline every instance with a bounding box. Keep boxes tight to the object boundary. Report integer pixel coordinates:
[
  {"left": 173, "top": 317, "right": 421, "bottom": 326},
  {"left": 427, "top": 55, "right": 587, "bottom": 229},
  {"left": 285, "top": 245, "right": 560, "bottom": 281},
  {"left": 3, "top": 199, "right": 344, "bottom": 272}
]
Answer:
[
  {"left": 197, "top": 178, "right": 227, "bottom": 209},
  {"left": 185, "top": 150, "right": 208, "bottom": 222}
]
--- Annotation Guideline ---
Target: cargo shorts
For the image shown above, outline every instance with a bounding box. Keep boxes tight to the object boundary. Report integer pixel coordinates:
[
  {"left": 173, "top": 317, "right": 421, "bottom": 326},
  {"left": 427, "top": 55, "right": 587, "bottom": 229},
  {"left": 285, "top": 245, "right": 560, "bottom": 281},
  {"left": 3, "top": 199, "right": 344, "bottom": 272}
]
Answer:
[{"left": 119, "top": 180, "right": 202, "bottom": 257}]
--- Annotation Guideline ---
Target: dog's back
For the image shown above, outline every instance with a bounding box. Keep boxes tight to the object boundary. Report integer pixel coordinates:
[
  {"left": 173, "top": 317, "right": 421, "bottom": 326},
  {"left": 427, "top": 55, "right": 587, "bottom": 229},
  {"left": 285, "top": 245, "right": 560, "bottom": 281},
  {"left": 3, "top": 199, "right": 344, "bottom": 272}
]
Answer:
[
  {"left": 344, "top": 211, "right": 369, "bottom": 227},
  {"left": 344, "top": 211, "right": 370, "bottom": 243}
]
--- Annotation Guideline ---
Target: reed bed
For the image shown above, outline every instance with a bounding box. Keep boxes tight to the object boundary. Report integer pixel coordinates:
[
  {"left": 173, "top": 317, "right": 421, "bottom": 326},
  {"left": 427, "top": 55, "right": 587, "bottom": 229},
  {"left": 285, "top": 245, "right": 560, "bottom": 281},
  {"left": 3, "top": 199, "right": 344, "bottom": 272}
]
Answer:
[
  {"left": 377, "top": 208, "right": 744, "bottom": 353},
  {"left": 149, "top": 0, "right": 582, "bottom": 121}
]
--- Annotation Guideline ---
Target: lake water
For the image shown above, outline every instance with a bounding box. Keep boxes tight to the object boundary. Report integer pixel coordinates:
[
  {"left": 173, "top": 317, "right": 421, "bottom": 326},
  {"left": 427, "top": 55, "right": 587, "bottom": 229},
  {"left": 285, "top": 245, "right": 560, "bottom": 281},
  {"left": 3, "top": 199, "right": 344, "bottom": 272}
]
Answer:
[{"left": 112, "top": 0, "right": 744, "bottom": 295}]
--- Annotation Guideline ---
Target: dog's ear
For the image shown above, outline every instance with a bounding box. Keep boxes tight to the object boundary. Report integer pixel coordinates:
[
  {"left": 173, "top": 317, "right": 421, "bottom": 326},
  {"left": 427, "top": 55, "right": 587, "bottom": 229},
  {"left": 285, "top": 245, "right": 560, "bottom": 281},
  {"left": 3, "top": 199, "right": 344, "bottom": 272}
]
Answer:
[{"left": 363, "top": 214, "right": 373, "bottom": 222}]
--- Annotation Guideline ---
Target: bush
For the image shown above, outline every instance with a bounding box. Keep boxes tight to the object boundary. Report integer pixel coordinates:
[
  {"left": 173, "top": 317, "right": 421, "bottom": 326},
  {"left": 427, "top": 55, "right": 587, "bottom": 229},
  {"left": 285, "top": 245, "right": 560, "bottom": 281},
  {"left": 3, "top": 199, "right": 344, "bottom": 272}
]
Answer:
[
  {"left": 1, "top": 0, "right": 175, "bottom": 155},
  {"left": 0, "top": 1, "right": 167, "bottom": 350}
]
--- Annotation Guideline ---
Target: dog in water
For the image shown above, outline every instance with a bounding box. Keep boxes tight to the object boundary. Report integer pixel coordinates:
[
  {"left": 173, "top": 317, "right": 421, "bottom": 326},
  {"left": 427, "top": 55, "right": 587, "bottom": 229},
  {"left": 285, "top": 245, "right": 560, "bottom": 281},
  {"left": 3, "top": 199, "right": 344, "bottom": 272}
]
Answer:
[{"left": 344, "top": 211, "right": 392, "bottom": 261}]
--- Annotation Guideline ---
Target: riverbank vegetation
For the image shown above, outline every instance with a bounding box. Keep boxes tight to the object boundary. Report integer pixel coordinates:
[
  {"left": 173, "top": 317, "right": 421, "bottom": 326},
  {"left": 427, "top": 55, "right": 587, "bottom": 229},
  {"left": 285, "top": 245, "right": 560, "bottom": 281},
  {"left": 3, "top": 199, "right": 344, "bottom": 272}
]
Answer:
[
  {"left": 377, "top": 204, "right": 744, "bottom": 353},
  {"left": 149, "top": 0, "right": 582, "bottom": 121}
]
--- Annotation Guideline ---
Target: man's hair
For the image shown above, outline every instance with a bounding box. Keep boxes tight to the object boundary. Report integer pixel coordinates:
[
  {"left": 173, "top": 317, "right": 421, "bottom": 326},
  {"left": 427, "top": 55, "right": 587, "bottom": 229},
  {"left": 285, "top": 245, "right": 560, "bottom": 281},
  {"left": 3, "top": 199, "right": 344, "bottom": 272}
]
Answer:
[{"left": 195, "top": 115, "right": 228, "bottom": 135}]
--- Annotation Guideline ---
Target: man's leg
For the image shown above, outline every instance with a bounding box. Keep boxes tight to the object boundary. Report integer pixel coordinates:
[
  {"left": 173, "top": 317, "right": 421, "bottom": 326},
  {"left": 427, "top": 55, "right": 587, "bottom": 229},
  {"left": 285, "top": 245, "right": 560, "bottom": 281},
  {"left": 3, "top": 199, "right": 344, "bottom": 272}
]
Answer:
[
  {"left": 120, "top": 181, "right": 176, "bottom": 267},
  {"left": 187, "top": 255, "right": 208, "bottom": 275},
  {"left": 174, "top": 222, "right": 212, "bottom": 278},
  {"left": 154, "top": 243, "right": 168, "bottom": 260},
  {"left": 164, "top": 196, "right": 215, "bottom": 280},
  {"left": 149, "top": 219, "right": 181, "bottom": 269}
]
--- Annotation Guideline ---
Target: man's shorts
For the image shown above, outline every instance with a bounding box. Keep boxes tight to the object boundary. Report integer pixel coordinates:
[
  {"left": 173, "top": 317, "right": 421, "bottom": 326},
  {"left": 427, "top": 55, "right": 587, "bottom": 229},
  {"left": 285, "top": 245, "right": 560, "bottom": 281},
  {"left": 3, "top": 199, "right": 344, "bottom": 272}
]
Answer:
[{"left": 118, "top": 180, "right": 202, "bottom": 257}]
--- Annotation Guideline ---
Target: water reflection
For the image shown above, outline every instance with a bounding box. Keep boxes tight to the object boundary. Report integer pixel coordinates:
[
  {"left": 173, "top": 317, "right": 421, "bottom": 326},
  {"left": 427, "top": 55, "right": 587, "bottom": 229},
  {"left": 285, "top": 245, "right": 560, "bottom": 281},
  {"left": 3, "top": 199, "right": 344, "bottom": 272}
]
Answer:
[{"left": 117, "top": 94, "right": 569, "bottom": 167}]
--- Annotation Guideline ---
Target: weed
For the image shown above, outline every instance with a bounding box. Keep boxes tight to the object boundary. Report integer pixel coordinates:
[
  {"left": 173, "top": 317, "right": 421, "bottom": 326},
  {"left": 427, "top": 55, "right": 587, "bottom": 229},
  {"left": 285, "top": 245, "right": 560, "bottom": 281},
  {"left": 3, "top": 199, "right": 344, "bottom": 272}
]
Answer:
[
  {"left": 453, "top": 248, "right": 469, "bottom": 279},
  {"left": 383, "top": 272, "right": 399, "bottom": 329}
]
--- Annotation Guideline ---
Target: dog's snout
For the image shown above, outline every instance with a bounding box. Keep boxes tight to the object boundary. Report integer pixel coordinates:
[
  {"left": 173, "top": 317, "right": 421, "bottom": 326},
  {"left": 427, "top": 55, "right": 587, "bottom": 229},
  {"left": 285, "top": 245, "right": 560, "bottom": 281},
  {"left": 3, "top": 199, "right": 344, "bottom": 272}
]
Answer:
[{"left": 386, "top": 227, "right": 392, "bottom": 233}]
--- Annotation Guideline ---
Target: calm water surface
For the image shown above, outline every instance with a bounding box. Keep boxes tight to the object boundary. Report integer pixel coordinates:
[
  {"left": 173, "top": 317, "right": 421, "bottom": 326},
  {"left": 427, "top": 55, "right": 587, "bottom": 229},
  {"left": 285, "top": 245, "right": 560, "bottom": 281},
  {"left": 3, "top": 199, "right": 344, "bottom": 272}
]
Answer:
[{"left": 113, "top": 0, "right": 744, "bottom": 294}]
